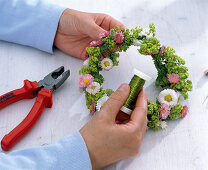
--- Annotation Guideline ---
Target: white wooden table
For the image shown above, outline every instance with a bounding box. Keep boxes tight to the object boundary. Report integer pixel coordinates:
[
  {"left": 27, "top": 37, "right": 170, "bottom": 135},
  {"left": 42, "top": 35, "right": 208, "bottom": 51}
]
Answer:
[{"left": 0, "top": 0, "right": 208, "bottom": 169}]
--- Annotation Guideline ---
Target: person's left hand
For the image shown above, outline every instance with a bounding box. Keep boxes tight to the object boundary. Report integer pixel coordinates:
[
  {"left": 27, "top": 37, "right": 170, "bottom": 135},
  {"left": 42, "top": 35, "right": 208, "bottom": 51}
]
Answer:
[{"left": 54, "top": 9, "right": 125, "bottom": 59}]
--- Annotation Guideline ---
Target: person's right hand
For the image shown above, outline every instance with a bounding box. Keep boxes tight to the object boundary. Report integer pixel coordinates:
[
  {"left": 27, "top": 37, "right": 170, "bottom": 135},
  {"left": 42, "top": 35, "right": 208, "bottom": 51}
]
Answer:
[{"left": 80, "top": 84, "right": 147, "bottom": 170}]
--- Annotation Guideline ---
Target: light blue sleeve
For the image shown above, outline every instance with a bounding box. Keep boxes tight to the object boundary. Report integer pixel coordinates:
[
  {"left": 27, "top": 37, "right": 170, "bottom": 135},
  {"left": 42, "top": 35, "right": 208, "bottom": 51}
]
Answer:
[
  {"left": 0, "top": 1, "right": 92, "bottom": 169},
  {"left": 0, "top": 0, "right": 66, "bottom": 53},
  {"left": 0, "top": 132, "right": 92, "bottom": 170}
]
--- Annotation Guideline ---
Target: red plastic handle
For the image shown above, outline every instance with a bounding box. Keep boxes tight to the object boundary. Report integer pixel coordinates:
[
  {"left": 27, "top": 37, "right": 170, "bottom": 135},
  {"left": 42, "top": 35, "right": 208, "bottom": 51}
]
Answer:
[
  {"left": 0, "top": 80, "right": 39, "bottom": 110},
  {"left": 1, "top": 88, "right": 53, "bottom": 151}
]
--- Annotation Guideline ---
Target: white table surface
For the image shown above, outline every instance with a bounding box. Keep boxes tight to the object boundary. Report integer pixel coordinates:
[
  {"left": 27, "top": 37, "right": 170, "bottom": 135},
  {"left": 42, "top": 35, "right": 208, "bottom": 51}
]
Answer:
[{"left": 0, "top": 0, "right": 208, "bottom": 169}]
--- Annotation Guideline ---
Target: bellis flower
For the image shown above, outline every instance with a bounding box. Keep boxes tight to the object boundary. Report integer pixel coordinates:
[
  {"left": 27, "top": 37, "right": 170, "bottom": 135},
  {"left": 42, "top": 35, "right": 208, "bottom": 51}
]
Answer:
[
  {"left": 158, "top": 89, "right": 178, "bottom": 107},
  {"left": 86, "top": 82, "right": 101, "bottom": 95},
  {"left": 181, "top": 105, "right": 188, "bottom": 118},
  {"left": 98, "top": 31, "right": 110, "bottom": 39},
  {"left": 96, "top": 95, "right": 109, "bottom": 111},
  {"left": 168, "top": 73, "right": 181, "bottom": 84},
  {"left": 156, "top": 120, "right": 168, "bottom": 129},
  {"left": 79, "top": 74, "right": 94, "bottom": 87},
  {"left": 101, "top": 58, "right": 113, "bottom": 71},
  {"left": 159, "top": 104, "right": 170, "bottom": 119},
  {"left": 83, "top": 51, "right": 89, "bottom": 60},
  {"left": 204, "top": 69, "right": 208, "bottom": 76},
  {"left": 160, "top": 45, "right": 166, "bottom": 56},
  {"left": 114, "top": 32, "right": 124, "bottom": 43},
  {"left": 89, "top": 102, "right": 96, "bottom": 116}
]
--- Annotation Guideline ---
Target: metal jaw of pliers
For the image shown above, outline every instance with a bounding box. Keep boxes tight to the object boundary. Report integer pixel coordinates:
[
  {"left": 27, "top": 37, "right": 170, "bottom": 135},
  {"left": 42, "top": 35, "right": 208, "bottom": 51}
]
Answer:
[
  {"left": 0, "top": 66, "right": 70, "bottom": 151},
  {"left": 36, "top": 66, "right": 70, "bottom": 94}
]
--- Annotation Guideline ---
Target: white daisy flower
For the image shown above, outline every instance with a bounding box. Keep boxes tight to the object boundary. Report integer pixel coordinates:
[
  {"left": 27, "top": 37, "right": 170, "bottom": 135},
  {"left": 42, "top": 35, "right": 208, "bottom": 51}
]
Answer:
[
  {"left": 176, "top": 91, "right": 184, "bottom": 105},
  {"left": 96, "top": 95, "right": 109, "bottom": 111},
  {"left": 138, "top": 28, "right": 153, "bottom": 39},
  {"left": 133, "top": 39, "right": 142, "bottom": 46},
  {"left": 83, "top": 58, "right": 89, "bottom": 67},
  {"left": 158, "top": 89, "right": 178, "bottom": 107},
  {"left": 101, "top": 58, "right": 113, "bottom": 71},
  {"left": 156, "top": 120, "right": 168, "bottom": 129},
  {"left": 138, "top": 28, "right": 148, "bottom": 37},
  {"left": 86, "top": 82, "right": 100, "bottom": 95}
]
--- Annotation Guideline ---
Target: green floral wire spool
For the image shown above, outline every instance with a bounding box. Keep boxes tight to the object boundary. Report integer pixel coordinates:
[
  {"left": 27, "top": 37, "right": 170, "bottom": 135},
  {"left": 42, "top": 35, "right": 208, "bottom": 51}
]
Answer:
[
  {"left": 78, "top": 24, "right": 193, "bottom": 130},
  {"left": 121, "top": 69, "right": 151, "bottom": 115}
]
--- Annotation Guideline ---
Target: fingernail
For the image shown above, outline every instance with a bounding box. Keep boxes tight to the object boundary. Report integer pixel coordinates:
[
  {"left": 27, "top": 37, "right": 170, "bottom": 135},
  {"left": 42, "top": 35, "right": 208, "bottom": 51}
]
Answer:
[{"left": 118, "top": 84, "right": 129, "bottom": 92}]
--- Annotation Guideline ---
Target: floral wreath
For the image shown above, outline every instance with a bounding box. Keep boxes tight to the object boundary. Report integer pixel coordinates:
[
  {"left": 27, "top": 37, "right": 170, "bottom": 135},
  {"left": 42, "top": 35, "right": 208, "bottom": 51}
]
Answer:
[{"left": 78, "top": 24, "right": 192, "bottom": 130}]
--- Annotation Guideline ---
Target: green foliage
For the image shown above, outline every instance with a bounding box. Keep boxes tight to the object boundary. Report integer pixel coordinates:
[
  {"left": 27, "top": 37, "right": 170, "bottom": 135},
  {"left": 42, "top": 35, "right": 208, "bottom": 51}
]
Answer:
[
  {"left": 85, "top": 88, "right": 106, "bottom": 108},
  {"left": 87, "top": 47, "right": 101, "bottom": 59},
  {"left": 79, "top": 24, "right": 193, "bottom": 130},
  {"left": 168, "top": 104, "right": 183, "bottom": 120},
  {"left": 108, "top": 52, "right": 120, "bottom": 66},
  {"left": 147, "top": 100, "right": 160, "bottom": 130},
  {"left": 106, "top": 89, "right": 114, "bottom": 96},
  {"left": 94, "top": 74, "right": 104, "bottom": 84},
  {"left": 102, "top": 36, "right": 116, "bottom": 51},
  {"left": 131, "top": 26, "right": 143, "bottom": 39},
  {"left": 118, "top": 29, "right": 134, "bottom": 52},
  {"left": 85, "top": 88, "right": 114, "bottom": 109},
  {"left": 152, "top": 46, "right": 193, "bottom": 99},
  {"left": 79, "top": 65, "right": 90, "bottom": 75},
  {"left": 139, "top": 37, "right": 161, "bottom": 55},
  {"left": 149, "top": 23, "right": 156, "bottom": 37}
]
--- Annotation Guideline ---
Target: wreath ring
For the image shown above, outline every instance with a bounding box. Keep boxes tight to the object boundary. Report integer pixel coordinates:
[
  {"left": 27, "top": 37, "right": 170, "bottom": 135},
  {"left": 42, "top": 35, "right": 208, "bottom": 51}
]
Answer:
[{"left": 78, "top": 24, "right": 192, "bottom": 130}]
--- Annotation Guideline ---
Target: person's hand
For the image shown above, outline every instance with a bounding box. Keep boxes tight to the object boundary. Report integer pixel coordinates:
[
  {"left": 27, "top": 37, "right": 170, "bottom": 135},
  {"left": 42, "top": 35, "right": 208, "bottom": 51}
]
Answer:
[
  {"left": 80, "top": 84, "right": 147, "bottom": 169},
  {"left": 54, "top": 9, "right": 125, "bottom": 59}
]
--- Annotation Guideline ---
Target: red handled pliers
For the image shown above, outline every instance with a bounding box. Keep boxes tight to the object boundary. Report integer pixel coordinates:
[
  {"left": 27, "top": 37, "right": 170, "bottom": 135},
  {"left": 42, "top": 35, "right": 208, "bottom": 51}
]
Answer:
[{"left": 0, "top": 66, "right": 70, "bottom": 151}]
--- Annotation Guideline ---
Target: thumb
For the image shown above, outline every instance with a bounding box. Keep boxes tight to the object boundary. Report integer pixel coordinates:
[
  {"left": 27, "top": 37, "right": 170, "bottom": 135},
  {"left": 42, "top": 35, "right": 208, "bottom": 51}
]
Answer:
[
  {"left": 130, "top": 89, "right": 147, "bottom": 130},
  {"left": 86, "top": 22, "right": 106, "bottom": 40},
  {"left": 100, "top": 83, "right": 130, "bottom": 122}
]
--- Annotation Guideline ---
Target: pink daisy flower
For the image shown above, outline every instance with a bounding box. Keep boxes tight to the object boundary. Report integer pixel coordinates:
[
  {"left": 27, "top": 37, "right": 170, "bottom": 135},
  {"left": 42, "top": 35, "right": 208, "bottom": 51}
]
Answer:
[
  {"left": 96, "top": 40, "right": 104, "bottom": 46},
  {"left": 147, "top": 51, "right": 158, "bottom": 56},
  {"left": 90, "top": 41, "right": 98, "bottom": 47},
  {"left": 159, "top": 104, "right": 170, "bottom": 119},
  {"left": 89, "top": 40, "right": 104, "bottom": 47},
  {"left": 147, "top": 52, "right": 153, "bottom": 56},
  {"left": 160, "top": 45, "right": 166, "bottom": 56},
  {"left": 83, "top": 51, "right": 89, "bottom": 60},
  {"left": 98, "top": 31, "right": 110, "bottom": 39},
  {"left": 204, "top": 69, "right": 208, "bottom": 76},
  {"left": 79, "top": 74, "right": 94, "bottom": 87},
  {"left": 89, "top": 102, "right": 96, "bottom": 116},
  {"left": 168, "top": 73, "right": 181, "bottom": 84},
  {"left": 181, "top": 105, "right": 188, "bottom": 118},
  {"left": 114, "top": 32, "right": 124, "bottom": 43}
]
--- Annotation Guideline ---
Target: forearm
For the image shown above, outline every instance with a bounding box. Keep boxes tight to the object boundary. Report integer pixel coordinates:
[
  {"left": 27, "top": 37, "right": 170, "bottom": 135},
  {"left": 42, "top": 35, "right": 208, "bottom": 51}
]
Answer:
[
  {"left": 0, "top": 0, "right": 66, "bottom": 53},
  {"left": 0, "top": 132, "right": 91, "bottom": 170}
]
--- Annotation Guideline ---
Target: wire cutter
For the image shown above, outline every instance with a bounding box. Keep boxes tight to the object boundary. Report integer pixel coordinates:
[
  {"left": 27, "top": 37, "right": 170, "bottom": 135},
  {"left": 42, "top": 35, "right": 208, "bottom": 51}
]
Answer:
[{"left": 0, "top": 66, "right": 70, "bottom": 151}]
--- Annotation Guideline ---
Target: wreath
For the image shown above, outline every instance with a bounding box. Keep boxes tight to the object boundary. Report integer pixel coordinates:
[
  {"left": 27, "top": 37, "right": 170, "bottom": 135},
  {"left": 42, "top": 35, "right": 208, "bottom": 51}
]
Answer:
[{"left": 78, "top": 24, "right": 192, "bottom": 130}]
